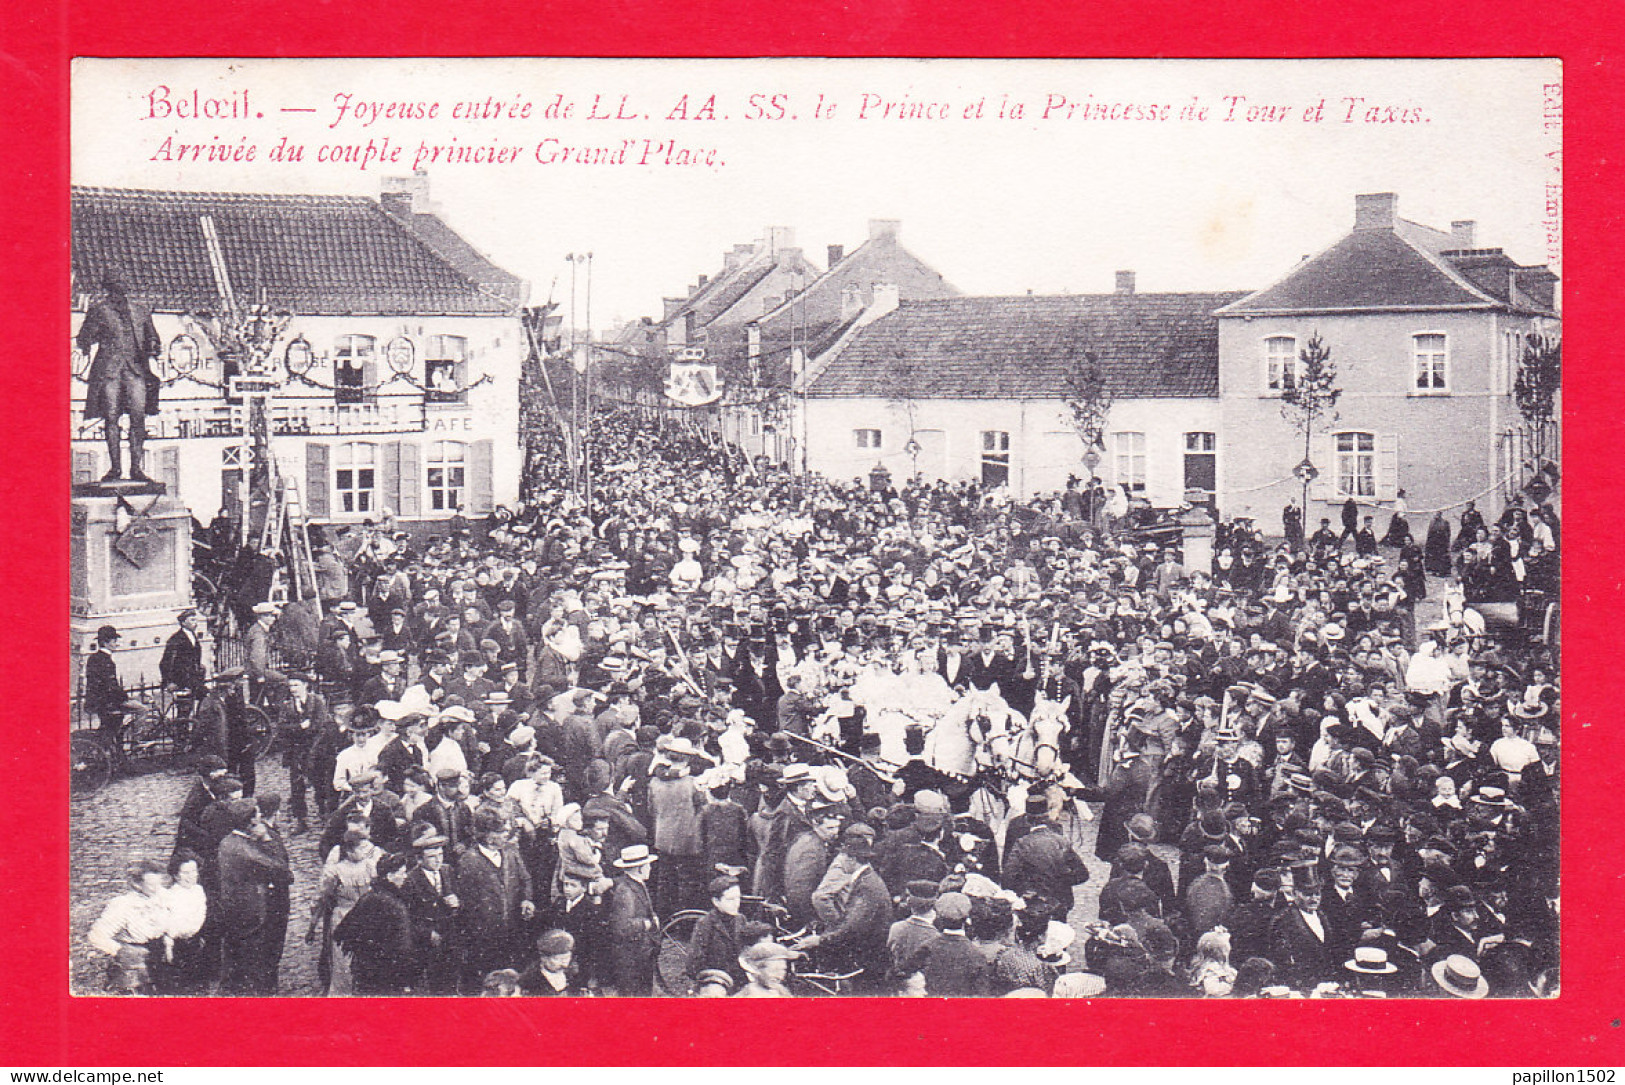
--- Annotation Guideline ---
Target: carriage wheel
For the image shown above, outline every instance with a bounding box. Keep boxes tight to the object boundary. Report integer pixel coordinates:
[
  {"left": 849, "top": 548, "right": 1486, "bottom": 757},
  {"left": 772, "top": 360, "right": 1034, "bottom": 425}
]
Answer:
[
  {"left": 244, "top": 704, "right": 277, "bottom": 758},
  {"left": 653, "top": 910, "right": 704, "bottom": 996},
  {"left": 70, "top": 732, "right": 113, "bottom": 796}
]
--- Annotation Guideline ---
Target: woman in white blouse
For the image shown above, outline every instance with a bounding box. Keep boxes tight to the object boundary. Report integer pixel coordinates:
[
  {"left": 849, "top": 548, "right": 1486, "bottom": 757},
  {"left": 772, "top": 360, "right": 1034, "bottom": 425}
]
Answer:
[
  {"left": 157, "top": 850, "right": 209, "bottom": 994},
  {"left": 87, "top": 859, "right": 171, "bottom": 994}
]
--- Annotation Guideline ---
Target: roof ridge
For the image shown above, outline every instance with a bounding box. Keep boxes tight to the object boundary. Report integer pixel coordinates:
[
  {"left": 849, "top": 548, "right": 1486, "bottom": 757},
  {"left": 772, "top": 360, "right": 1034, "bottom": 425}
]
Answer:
[
  {"left": 1393, "top": 221, "right": 1499, "bottom": 304},
  {"left": 72, "top": 184, "right": 374, "bottom": 206},
  {"left": 752, "top": 238, "right": 869, "bottom": 324}
]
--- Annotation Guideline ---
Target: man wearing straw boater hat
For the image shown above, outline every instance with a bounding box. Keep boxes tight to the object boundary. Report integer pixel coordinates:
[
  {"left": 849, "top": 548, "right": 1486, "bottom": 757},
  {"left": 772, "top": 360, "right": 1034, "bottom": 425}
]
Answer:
[{"left": 605, "top": 843, "right": 659, "bottom": 995}]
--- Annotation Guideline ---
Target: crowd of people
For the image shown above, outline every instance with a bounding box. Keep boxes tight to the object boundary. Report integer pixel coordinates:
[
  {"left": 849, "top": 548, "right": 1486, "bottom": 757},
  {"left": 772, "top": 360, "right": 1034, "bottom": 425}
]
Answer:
[{"left": 84, "top": 404, "right": 1561, "bottom": 999}]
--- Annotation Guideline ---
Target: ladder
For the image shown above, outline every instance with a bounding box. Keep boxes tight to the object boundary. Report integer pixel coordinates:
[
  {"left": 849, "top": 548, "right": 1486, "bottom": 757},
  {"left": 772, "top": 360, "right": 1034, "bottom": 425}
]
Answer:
[
  {"left": 262, "top": 463, "right": 323, "bottom": 620},
  {"left": 281, "top": 473, "right": 324, "bottom": 621}
]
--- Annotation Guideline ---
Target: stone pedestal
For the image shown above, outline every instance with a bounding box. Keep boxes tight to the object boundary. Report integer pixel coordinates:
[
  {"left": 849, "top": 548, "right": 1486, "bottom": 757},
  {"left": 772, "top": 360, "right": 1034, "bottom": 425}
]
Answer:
[
  {"left": 1178, "top": 504, "right": 1216, "bottom": 575},
  {"left": 70, "top": 488, "right": 193, "bottom": 690}
]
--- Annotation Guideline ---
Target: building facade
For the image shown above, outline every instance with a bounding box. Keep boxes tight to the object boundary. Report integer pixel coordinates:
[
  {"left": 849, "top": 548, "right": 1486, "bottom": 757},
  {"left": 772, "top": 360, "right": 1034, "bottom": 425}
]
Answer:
[
  {"left": 70, "top": 183, "right": 528, "bottom": 528},
  {"left": 1216, "top": 193, "right": 1559, "bottom": 532},
  {"left": 799, "top": 283, "right": 1245, "bottom": 503}
]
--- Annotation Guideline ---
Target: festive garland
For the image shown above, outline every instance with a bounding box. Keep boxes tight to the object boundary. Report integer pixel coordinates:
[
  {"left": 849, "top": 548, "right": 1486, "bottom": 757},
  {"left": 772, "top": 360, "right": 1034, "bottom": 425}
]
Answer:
[{"left": 70, "top": 355, "right": 493, "bottom": 397}]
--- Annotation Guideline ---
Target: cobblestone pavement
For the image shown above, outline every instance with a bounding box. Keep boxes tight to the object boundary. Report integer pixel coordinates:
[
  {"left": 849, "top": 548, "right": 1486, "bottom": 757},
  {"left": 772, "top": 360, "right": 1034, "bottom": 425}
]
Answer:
[
  {"left": 68, "top": 751, "right": 1151, "bottom": 997},
  {"left": 70, "top": 755, "right": 325, "bottom": 996}
]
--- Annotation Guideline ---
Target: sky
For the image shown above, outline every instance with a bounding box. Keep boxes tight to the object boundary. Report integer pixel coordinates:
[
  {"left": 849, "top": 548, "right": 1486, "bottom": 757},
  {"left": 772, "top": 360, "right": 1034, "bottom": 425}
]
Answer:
[{"left": 73, "top": 58, "right": 1561, "bottom": 331}]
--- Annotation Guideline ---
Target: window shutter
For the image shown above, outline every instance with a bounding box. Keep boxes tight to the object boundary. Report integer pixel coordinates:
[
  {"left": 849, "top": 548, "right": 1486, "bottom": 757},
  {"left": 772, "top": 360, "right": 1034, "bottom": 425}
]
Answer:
[
  {"left": 398, "top": 441, "right": 421, "bottom": 518},
  {"left": 72, "top": 449, "right": 98, "bottom": 485},
  {"left": 362, "top": 357, "right": 379, "bottom": 402},
  {"left": 1376, "top": 434, "right": 1400, "bottom": 501},
  {"left": 157, "top": 446, "right": 181, "bottom": 497},
  {"left": 1308, "top": 433, "right": 1334, "bottom": 502},
  {"left": 468, "top": 439, "right": 494, "bottom": 515},
  {"left": 305, "top": 443, "right": 330, "bottom": 519},
  {"left": 379, "top": 441, "right": 402, "bottom": 516}
]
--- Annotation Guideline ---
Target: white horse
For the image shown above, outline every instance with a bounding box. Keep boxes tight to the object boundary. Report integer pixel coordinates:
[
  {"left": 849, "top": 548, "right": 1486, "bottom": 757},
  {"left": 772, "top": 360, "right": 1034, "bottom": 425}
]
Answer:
[
  {"left": 1008, "top": 694, "right": 1070, "bottom": 782},
  {"left": 930, "top": 684, "right": 1018, "bottom": 779}
]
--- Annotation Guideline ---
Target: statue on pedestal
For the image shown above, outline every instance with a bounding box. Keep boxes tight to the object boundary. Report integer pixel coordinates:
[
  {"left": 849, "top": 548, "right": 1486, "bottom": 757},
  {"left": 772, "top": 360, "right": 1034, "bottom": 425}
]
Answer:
[{"left": 77, "top": 270, "right": 162, "bottom": 485}]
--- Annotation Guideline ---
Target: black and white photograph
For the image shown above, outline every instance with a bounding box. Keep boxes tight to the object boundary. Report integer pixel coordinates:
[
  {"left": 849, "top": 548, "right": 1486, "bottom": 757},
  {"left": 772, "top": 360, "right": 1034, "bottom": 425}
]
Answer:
[{"left": 68, "top": 57, "right": 1561, "bottom": 1000}]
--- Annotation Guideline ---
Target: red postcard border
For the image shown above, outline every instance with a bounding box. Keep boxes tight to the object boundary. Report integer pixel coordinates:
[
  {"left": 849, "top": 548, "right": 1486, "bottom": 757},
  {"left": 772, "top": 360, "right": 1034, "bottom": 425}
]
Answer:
[{"left": 5, "top": 2, "right": 1623, "bottom": 1067}]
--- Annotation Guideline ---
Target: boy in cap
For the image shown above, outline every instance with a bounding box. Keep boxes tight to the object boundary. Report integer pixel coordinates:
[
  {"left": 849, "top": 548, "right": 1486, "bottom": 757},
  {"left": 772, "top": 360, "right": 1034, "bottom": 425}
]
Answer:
[
  {"left": 735, "top": 941, "right": 801, "bottom": 997},
  {"left": 519, "top": 929, "right": 580, "bottom": 996}
]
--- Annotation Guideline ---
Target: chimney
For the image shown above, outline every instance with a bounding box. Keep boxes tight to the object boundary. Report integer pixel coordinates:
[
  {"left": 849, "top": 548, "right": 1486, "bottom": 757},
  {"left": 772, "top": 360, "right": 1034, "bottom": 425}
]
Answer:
[
  {"left": 840, "top": 284, "right": 864, "bottom": 322},
  {"left": 868, "top": 219, "right": 901, "bottom": 242},
  {"left": 724, "top": 244, "right": 753, "bottom": 271},
  {"left": 1451, "top": 220, "right": 1477, "bottom": 249},
  {"left": 663, "top": 297, "right": 685, "bottom": 322},
  {"left": 696, "top": 274, "right": 709, "bottom": 290},
  {"left": 380, "top": 169, "right": 434, "bottom": 214},
  {"left": 859, "top": 283, "right": 901, "bottom": 325},
  {"left": 764, "top": 226, "right": 796, "bottom": 252},
  {"left": 827, "top": 244, "right": 845, "bottom": 267},
  {"left": 1115, "top": 270, "right": 1136, "bottom": 296},
  {"left": 1354, "top": 192, "right": 1398, "bottom": 231}
]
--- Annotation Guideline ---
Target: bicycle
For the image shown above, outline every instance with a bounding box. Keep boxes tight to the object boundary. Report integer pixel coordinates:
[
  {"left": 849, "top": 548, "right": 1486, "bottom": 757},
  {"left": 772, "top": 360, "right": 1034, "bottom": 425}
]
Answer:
[
  {"left": 70, "top": 692, "right": 172, "bottom": 797},
  {"left": 70, "top": 683, "right": 275, "bottom": 796},
  {"left": 653, "top": 894, "right": 862, "bottom": 997}
]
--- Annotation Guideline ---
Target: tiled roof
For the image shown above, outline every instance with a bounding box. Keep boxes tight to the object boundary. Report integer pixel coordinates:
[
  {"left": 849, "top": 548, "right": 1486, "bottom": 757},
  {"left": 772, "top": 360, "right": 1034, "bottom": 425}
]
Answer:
[
  {"left": 72, "top": 186, "right": 522, "bottom": 315},
  {"left": 382, "top": 208, "right": 529, "bottom": 308},
  {"left": 1220, "top": 226, "right": 1494, "bottom": 314},
  {"left": 694, "top": 262, "right": 780, "bottom": 329},
  {"left": 805, "top": 292, "right": 1247, "bottom": 399}
]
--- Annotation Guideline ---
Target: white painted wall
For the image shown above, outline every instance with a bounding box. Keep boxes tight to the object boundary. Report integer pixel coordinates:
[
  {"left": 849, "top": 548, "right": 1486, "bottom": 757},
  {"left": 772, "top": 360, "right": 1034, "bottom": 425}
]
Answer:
[{"left": 797, "top": 395, "right": 1219, "bottom": 503}]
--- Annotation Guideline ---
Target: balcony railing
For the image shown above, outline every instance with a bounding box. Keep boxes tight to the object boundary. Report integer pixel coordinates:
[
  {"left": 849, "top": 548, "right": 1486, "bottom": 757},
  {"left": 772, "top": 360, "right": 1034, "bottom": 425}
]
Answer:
[{"left": 73, "top": 399, "right": 427, "bottom": 440}]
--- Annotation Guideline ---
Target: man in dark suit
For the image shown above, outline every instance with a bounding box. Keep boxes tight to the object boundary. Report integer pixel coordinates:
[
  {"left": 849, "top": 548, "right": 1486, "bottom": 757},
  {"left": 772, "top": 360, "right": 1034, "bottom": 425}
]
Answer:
[
  {"left": 1270, "top": 872, "right": 1333, "bottom": 989},
  {"left": 83, "top": 625, "right": 145, "bottom": 767},
  {"left": 160, "top": 610, "right": 208, "bottom": 703},
  {"left": 1226, "top": 866, "right": 1285, "bottom": 963},
  {"left": 605, "top": 845, "right": 660, "bottom": 995},
  {"left": 905, "top": 891, "right": 991, "bottom": 996},
  {"left": 357, "top": 650, "right": 407, "bottom": 706},
  {"left": 277, "top": 673, "right": 330, "bottom": 832},
  {"left": 76, "top": 269, "right": 161, "bottom": 482},
  {"left": 214, "top": 799, "right": 292, "bottom": 995},
  {"left": 400, "top": 826, "right": 460, "bottom": 994},
  {"left": 797, "top": 824, "right": 892, "bottom": 992},
  {"left": 1003, "top": 811, "right": 1091, "bottom": 913},
  {"left": 965, "top": 635, "right": 1017, "bottom": 694},
  {"left": 173, "top": 754, "right": 230, "bottom": 862},
  {"left": 454, "top": 809, "right": 535, "bottom": 992},
  {"left": 378, "top": 607, "right": 421, "bottom": 657},
  {"left": 320, "top": 772, "right": 406, "bottom": 856},
  {"left": 1123, "top": 814, "right": 1177, "bottom": 913},
  {"left": 1184, "top": 844, "right": 1238, "bottom": 938},
  {"left": 375, "top": 713, "right": 431, "bottom": 795},
  {"left": 482, "top": 599, "right": 531, "bottom": 679},
  {"left": 414, "top": 769, "right": 478, "bottom": 856},
  {"left": 1322, "top": 844, "right": 1380, "bottom": 966}
]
